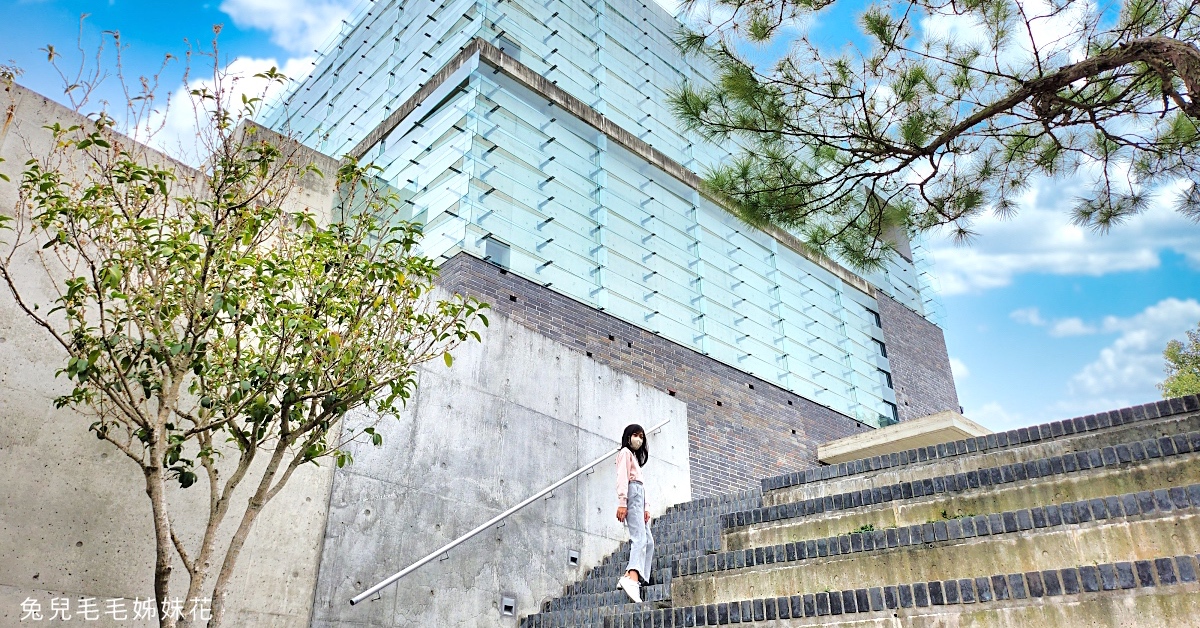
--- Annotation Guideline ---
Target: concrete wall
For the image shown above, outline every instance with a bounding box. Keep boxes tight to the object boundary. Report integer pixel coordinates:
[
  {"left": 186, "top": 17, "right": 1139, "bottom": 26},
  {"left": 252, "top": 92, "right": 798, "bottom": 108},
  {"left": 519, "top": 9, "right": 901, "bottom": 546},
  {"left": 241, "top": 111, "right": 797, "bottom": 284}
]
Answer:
[
  {"left": 308, "top": 307, "right": 691, "bottom": 627},
  {"left": 877, "top": 293, "right": 960, "bottom": 422},
  {"left": 438, "top": 253, "right": 871, "bottom": 499},
  {"left": 0, "top": 82, "right": 338, "bottom": 626}
]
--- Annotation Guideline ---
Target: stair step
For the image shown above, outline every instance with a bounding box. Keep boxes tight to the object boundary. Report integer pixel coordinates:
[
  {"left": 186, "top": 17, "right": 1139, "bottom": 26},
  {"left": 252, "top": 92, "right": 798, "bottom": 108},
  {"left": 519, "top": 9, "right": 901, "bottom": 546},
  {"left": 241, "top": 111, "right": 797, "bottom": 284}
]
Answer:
[
  {"left": 723, "top": 428, "right": 1200, "bottom": 534},
  {"left": 678, "top": 483, "right": 1200, "bottom": 581},
  {"left": 520, "top": 398, "right": 1200, "bottom": 627},
  {"left": 730, "top": 452, "right": 1200, "bottom": 548},
  {"left": 598, "top": 554, "right": 1200, "bottom": 627},
  {"left": 761, "top": 396, "right": 1200, "bottom": 497}
]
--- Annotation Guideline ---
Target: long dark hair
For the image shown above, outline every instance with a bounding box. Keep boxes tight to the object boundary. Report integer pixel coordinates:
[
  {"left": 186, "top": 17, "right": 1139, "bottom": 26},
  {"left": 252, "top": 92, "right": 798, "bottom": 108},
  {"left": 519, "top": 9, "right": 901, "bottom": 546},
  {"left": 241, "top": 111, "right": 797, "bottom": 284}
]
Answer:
[{"left": 621, "top": 423, "right": 649, "bottom": 467}]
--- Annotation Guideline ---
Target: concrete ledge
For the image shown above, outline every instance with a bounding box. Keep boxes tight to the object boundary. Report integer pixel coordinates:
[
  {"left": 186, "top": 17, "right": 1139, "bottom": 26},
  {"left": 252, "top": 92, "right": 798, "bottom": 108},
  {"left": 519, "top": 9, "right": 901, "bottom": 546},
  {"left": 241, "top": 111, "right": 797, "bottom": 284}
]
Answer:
[{"left": 819, "top": 411, "right": 991, "bottom": 465}]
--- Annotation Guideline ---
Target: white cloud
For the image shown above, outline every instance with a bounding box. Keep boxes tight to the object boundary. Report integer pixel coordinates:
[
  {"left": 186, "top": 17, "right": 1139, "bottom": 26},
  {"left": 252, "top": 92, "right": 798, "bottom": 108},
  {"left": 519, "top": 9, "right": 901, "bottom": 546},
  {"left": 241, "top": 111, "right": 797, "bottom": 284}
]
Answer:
[
  {"left": 966, "top": 401, "right": 1029, "bottom": 433},
  {"left": 146, "top": 55, "right": 315, "bottom": 165},
  {"left": 927, "top": 173, "right": 1200, "bottom": 295},
  {"left": 1010, "top": 307, "right": 1046, "bottom": 326},
  {"left": 949, "top": 357, "right": 970, "bottom": 381},
  {"left": 1048, "top": 317, "right": 1097, "bottom": 337},
  {"left": 1068, "top": 298, "right": 1200, "bottom": 399},
  {"left": 219, "top": 0, "right": 357, "bottom": 55},
  {"left": 921, "top": 0, "right": 1093, "bottom": 70}
]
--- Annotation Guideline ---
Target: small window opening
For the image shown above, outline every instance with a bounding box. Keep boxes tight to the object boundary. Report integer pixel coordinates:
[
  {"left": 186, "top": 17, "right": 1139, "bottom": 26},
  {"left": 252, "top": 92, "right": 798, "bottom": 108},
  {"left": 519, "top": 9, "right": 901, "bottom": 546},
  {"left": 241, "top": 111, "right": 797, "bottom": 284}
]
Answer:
[
  {"left": 716, "top": 400, "right": 723, "bottom": 407},
  {"left": 873, "top": 339, "right": 888, "bottom": 358},
  {"left": 748, "top": 383, "right": 754, "bottom": 390},
  {"left": 609, "top": 334, "right": 615, "bottom": 341},
  {"left": 484, "top": 236, "right": 510, "bottom": 269},
  {"left": 788, "top": 400, "right": 793, "bottom": 406},
  {"left": 882, "top": 402, "right": 899, "bottom": 425},
  {"left": 586, "top": 351, "right": 593, "bottom": 358},
  {"left": 509, "top": 294, "right": 518, "bottom": 302},
  {"left": 500, "top": 595, "right": 516, "bottom": 616},
  {"left": 567, "top": 549, "right": 580, "bottom": 567},
  {"left": 866, "top": 308, "right": 882, "bottom": 328},
  {"left": 878, "top": 369, "right": 893, "bottom": 389}
]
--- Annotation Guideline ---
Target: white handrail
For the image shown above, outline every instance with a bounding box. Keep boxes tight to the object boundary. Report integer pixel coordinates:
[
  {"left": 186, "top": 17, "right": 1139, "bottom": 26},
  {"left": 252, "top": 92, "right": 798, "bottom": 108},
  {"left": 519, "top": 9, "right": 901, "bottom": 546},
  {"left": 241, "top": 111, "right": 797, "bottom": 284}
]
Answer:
[{"left": 349, "top": 417, "right": 671, "bottom": 605}]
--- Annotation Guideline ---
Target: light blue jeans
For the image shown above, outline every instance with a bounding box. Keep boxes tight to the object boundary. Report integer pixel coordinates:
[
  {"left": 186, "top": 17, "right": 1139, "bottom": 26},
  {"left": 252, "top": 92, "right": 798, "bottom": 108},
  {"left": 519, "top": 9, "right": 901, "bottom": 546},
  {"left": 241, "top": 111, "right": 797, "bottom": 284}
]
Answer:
[{"left": 624, "top": 481, "right": 655, "bottom": 583}]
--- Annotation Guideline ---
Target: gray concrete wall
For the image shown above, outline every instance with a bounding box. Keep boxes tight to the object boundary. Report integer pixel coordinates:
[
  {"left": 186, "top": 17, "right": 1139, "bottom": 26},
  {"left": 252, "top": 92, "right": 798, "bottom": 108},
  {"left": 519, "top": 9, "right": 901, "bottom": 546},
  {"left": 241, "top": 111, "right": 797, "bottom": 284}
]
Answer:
[
  {"left": 0, "top": 82, "right": 338, "bottom": 627},
  {"left": 309, "top": 309, "right": 692, "bottom": 627}
]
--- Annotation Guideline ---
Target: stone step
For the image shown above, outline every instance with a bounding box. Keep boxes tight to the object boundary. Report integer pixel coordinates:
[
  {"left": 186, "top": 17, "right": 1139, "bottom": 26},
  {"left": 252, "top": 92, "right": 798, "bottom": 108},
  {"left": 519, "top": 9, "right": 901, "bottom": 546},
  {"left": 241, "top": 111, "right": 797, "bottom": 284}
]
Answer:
[
  {"left": 545, "top": 582, "right": 671, "bottom": 613},
  {"left": 728, "top": 451, "right": 1200, "bottom": 549},
  {"left": 672, "top": 496, "right": 1200, "bottom": 607},
  {"left": 765, "top": 401, "right": 1200, "bottom": 506},
  {"left": 521, "top": 400, "right": 1200, "bottom": 628},
  {"left": 678, "top": 483, "right": 1200, "bottom": 581},
  {"left": 599, "top": 555, "right": 1200, "bottom": 627},
  {"left": 723, "top": 429, "right": 1200, "bottom": 539}
]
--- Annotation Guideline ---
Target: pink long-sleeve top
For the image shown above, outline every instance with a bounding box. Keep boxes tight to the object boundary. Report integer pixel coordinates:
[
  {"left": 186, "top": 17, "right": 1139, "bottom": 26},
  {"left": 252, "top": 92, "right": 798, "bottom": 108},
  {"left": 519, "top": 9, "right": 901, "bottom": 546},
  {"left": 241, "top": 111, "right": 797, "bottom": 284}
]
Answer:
[{"left": 615, "top": 447, "right": 647, "bottom": 510}]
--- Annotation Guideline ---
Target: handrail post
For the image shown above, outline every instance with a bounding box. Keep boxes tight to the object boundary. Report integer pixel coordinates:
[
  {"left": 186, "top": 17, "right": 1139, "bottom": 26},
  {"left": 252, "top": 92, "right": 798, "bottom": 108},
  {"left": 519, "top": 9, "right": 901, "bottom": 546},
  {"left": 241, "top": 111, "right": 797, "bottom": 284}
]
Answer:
[{"left": 349, "top": 417, "right": 671, "bottom": 605}]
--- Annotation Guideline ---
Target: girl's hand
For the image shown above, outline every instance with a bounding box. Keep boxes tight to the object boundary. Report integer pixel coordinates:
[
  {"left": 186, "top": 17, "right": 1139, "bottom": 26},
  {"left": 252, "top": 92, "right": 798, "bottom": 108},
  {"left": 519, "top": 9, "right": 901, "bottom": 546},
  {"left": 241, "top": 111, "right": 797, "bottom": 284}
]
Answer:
[
  {"left": 644, "top": 511, "right": 650, "bottom": 524},
  {"left": 616, "top": 507, "right": 627, "bottom": 522}
]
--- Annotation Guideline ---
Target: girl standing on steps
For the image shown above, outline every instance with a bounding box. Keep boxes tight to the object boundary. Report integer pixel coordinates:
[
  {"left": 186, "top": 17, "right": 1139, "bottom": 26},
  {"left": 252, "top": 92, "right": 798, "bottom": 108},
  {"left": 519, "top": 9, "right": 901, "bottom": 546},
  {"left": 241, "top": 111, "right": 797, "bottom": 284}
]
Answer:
[{"left": 615, "top": 423, "right": 655, "bottom": 604}]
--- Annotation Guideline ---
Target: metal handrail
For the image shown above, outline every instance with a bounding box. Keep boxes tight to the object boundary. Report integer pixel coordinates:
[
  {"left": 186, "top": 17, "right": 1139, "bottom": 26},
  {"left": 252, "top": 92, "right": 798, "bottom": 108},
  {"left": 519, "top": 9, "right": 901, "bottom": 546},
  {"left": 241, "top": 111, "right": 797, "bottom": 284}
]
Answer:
[{"left": 349, "top": 417, "right": 671, "bottom": 605}]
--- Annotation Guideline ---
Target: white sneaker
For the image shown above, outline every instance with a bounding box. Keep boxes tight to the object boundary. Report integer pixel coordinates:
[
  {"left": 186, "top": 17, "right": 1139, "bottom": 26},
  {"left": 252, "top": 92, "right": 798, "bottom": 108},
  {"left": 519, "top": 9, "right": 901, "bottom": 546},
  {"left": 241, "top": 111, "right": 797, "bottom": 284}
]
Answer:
[{"left": 618, "top": 575, "right": 642, "bottom": 604}]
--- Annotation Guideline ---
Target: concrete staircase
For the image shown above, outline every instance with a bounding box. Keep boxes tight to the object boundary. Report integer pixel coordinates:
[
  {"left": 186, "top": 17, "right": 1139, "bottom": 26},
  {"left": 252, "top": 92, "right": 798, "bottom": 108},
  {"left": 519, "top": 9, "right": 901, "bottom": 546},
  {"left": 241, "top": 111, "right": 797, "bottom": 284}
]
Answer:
[{"left": 519, "top": 395, "right": 1200, "bottom": 627}]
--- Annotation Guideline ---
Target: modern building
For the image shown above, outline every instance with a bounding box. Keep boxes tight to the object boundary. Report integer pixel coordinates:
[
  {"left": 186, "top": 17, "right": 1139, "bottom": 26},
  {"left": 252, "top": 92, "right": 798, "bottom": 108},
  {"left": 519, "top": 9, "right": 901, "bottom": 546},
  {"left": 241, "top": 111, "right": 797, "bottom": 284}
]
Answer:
[{"left": 262, "top": 0, "right": 959, "bottom": 498}]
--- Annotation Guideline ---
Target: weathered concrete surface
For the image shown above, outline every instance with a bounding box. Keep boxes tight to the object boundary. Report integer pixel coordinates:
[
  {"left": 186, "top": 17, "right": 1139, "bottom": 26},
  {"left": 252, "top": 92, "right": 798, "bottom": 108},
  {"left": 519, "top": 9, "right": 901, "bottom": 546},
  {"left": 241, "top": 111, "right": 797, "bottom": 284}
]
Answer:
[
  {"left": 734, "top": 453, "right": 1200, "bottom": 547},
  {"left": 766, "top": 412, "right": 1200, "bottom": 506},
  {"left": 763, "top": 584, "right": 1200, "bottom": 627},
  {"left": 818, "top": 411, "right": 990, "bottom": 464},
  {"left": 309, "top": 310, "right": 691, "bottom": 627},
  {"left": 0, "top": 82, "right": 339, "bottom": 626},
  {"left": 675, "top": 511, "right": 1200, "bottom": 605}
]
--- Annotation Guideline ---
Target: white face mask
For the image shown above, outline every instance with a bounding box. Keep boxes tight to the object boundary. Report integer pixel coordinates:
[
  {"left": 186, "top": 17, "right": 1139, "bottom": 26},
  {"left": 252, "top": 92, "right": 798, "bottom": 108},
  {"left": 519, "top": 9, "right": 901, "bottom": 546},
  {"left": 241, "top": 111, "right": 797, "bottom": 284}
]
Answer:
[{"left": 630, "top": 436, "right": 643, "bottom": 450}]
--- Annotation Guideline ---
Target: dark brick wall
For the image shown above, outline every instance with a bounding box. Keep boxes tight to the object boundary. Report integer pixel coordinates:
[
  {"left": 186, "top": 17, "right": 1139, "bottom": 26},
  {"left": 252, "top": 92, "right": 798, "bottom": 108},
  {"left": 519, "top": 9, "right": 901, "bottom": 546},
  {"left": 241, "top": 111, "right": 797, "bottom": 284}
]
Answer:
[
  {"left": 876, "top": 292, "right": 960, "bottom": 422},
  {"left": 437, "top": 252, "right": 870, "bottom": 497}
]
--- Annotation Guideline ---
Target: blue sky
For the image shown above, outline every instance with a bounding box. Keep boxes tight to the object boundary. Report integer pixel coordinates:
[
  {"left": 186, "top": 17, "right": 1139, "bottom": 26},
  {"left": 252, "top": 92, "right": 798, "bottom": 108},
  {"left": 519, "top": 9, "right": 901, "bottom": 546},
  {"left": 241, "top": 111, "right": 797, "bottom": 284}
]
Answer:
[{"left": 3, "top": 0, "right": 1198, "bottom": 433}]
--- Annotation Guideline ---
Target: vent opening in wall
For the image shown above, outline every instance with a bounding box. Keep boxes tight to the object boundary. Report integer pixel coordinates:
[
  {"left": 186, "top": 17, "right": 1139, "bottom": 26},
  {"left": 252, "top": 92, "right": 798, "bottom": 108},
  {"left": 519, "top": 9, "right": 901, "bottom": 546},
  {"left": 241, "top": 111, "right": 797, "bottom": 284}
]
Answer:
[
  {"left": 568, "top": 549, "right": 580, "bottom": 567},
  {"left": 787, "top": 400, "right": 793, "bottom": 406},
  {"left": 586, "top": 351, "right": 593, "bottom": 358},
  {"left": 509, "top": 294, "right": 518, "bottom": 302},
  {"left": 500, "top": 595, "right": 516, "bottom": 616}
]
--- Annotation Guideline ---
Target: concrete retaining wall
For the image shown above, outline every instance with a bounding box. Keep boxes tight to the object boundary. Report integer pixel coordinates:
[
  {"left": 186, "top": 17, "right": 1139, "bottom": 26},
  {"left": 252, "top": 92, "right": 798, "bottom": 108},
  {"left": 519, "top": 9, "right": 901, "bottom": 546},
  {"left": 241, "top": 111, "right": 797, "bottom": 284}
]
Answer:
[
  {"left": 309, "top": 309, "right": 691, "bottom": 627},
  {"left": 0, "top": 83, "right": 338, "bottom": 626}
]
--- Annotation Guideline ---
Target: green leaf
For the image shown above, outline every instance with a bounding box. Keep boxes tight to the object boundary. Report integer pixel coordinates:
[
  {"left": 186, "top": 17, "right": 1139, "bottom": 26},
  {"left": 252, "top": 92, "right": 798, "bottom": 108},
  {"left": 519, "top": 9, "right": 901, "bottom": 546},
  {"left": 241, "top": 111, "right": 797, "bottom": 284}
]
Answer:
[{"left": 443, "top": 352, "right": 453, "bottom": 367}]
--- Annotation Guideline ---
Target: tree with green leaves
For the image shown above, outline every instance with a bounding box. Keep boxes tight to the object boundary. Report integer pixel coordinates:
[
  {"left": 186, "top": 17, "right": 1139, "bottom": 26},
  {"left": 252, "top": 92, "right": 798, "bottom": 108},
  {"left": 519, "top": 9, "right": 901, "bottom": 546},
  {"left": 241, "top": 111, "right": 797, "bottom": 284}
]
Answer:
[
  {"left": 0, "top": 42, "right": 487, "bottom": 628},
  {"left": 1160, "top": 321, "right": 1200, "bottom": 398},
  {"left": 671, "top": 0, "right": 1200, "bottom": 267}
]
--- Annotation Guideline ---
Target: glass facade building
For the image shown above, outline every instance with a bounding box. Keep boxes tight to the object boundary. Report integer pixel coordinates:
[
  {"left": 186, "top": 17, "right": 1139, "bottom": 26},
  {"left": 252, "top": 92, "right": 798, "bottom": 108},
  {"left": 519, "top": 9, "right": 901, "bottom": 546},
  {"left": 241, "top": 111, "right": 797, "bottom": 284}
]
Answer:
[{"left": 263, "top": 0, "right": 945, "bottom": 427}]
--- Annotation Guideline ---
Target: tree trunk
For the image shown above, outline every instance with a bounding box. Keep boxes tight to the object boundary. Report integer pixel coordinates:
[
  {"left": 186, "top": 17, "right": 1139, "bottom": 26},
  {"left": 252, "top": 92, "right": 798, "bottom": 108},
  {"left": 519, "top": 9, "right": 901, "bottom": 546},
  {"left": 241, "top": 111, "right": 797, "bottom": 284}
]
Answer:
[
  {"left": 206, "top": 443, "right": 290, "bottom": 627},
  {"left": 144, "top": 463, "right": 178, "bottom": 628}
]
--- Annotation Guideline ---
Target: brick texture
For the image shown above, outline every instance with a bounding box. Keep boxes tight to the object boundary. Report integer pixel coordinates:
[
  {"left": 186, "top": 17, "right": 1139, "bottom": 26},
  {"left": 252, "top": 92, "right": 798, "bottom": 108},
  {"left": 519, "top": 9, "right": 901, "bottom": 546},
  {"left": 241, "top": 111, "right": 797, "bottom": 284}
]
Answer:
[
  {"left": 876, "top": 292, "right": 960, "bottom": 422},
  {"left": 437, "top": 252, "right": 873, "bottom": 497}
]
